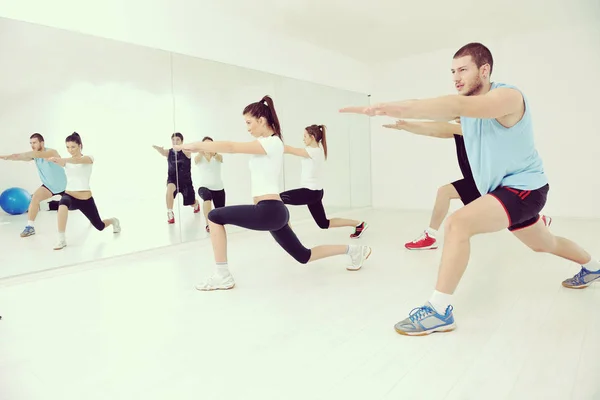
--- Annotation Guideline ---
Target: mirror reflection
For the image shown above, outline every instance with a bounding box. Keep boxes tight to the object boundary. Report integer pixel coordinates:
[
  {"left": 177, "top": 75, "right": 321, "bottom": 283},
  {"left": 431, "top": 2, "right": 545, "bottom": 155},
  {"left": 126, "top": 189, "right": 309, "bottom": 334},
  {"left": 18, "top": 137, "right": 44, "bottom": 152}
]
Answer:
[
  {"left": 281, "top": 124, "right": 368, "bottom": 238},
  {"left": 194, "top": 137, "right": 226, "bottom": 234},
  {"left": 0, "top": 16, "right": 371, "bottom": 281},
  {"left": 152, "top": 133, "right": 200, "bottom": 225}
]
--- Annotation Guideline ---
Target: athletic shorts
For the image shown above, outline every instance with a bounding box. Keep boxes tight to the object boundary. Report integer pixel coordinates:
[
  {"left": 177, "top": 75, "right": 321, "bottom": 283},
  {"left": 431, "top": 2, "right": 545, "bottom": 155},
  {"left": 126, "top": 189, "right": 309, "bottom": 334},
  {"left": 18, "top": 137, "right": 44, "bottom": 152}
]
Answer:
[
  {"left": 41, "top": 184, "right": 64, "bottom": 196},
  {"left": 166, "top": 177, "right": 196, "bottom": 206},
  {"left": 451, "top": 178, "right": 480, "bottom": 206},
  {"left": 489, "top": 184, "right": 549, "bottom": 231}
]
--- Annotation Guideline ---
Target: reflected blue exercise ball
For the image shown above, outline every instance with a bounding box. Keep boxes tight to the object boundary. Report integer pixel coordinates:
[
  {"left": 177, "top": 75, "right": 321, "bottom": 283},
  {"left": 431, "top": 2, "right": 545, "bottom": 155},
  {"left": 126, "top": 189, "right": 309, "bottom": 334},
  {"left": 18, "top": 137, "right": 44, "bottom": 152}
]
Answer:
[{"left": 0, "top": 187, "right": 32, "bottom": 215}]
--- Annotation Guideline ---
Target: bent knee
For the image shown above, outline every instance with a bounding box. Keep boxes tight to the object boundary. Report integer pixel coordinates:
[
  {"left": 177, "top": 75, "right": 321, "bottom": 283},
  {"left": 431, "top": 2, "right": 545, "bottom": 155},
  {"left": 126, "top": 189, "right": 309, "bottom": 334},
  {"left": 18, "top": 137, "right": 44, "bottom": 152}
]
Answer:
[
  {"left": 295, "top": 249, "right": 311, "bottom": 264},
  {"left": 438, "top": 184, "right": 459, "bottom": 199},
  {"left": 207, "top": 208, "right": 222, "bottom": 224},
  {"left": 30, "top": 195, "right": 44, "bottom": 204},
  {"left": 444, "top": 213, "right": 472, "bottom": 238},
  {"left": 317, "top": 220, "right": 330, "bottom": 230}
]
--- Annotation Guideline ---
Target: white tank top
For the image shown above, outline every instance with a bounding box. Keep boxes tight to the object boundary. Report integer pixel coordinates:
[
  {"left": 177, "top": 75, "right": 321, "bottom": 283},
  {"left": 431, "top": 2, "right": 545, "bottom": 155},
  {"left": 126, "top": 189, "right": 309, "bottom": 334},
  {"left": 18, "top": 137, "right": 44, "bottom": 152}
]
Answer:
[
  {"left": 300, "top": 146, "right": 325, "bottom": 190},
  {"left": 65, "top": 155, "right": 94, "bottom": 191},
  {"left": 196, "top": 155, "right": 224, "bottom": 190},
  {"left": 249, "top": 135, "right": 284, "bottom": 197}
]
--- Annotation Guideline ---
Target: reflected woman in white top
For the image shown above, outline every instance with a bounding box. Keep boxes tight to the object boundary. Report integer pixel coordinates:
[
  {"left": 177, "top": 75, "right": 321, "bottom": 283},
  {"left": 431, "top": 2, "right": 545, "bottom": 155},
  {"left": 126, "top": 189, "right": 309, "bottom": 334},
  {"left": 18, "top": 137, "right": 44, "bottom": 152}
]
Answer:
[
  {"left": 194, "top": 136, "right": 226, "bottom": 233},
  {"left": 47, "top": 132, "right": 120, "bottom": 250},
  {"left": 282, "top": 124, "right": 368, "bottom": 238},
  {"left": 176, "top": 95, "right": 372, "bottom": 291}
]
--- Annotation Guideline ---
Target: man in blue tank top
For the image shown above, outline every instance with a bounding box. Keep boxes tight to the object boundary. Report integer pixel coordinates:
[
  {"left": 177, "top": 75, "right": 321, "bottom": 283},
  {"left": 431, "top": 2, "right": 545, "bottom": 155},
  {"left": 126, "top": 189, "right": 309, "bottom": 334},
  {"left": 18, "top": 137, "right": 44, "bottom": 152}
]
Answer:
[
  {"left": 0, "top": 133, "right": 67, "bottom": 237},
  {"left": 340, "top": 42, "right": 600, "bottom": 336}
]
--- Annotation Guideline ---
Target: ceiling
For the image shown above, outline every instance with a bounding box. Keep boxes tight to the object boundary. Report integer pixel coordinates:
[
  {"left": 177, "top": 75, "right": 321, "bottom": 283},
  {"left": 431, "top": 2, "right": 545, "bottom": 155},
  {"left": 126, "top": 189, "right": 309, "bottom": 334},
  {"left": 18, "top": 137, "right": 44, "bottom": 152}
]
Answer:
[{"left": 215, "top": 0, "right": 600, "bottom": 64}]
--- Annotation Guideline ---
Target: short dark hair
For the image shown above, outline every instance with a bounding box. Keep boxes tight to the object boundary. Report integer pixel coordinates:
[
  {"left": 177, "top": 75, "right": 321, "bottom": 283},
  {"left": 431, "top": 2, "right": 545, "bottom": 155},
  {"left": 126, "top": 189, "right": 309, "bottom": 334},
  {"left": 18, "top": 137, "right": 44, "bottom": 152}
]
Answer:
[
  {"left": 202, "top": 136, "right": 213, "bottom": 142},
  {"left": 30, "top": 133, "right": 44, "bottom": 142},
  {"left": 453, "top": 42, "right": 494, "bottom": 75},
  {"left": 171, "top": 132, "right": 184, "bottom": 141}
]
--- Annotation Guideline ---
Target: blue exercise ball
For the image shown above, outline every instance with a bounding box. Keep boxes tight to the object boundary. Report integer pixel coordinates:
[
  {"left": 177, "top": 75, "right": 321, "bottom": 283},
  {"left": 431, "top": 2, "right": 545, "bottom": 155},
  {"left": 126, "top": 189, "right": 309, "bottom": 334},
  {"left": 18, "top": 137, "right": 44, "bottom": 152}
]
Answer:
[{"left": 0, "top": 187, "right": 32, "bottom": 215}]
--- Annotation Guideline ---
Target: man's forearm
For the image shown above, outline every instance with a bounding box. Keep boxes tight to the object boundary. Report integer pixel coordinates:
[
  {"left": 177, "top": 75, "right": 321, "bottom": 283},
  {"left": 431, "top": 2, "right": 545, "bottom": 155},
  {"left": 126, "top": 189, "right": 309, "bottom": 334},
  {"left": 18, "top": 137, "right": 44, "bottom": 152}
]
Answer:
[
  {"left": 8, "top": 152, "right": 32, "bottom": 161},
  {"left": 400, "top": 121, "right": 459, "bottom": 138},
  {"left": 382, "top": 96, "right": 463, "bottom": 121}
]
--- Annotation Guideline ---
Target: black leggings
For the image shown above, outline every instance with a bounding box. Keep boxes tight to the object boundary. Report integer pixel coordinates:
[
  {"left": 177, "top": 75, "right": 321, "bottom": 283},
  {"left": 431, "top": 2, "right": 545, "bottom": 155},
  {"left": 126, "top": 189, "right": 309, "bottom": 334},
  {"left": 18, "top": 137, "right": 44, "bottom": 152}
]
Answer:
[
  {"left": 198, "top": 187, "right": 226, "bottom": 209},
  {"left": 59, "top": 194, "right": 105, "bottom": 231},
  {"left": 280, "top": 188, "right": 330, "bottom": 229},
  {"left": 207, "top": 200, "right": 312, "bottom": 264}
]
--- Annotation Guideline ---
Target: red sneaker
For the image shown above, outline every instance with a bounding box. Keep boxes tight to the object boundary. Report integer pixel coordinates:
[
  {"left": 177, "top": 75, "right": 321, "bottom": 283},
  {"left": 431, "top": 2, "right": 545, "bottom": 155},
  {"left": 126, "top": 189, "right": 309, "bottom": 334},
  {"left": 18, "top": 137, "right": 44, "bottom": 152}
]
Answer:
[
  {"left": 405, "top": 231, "right": 438, "bottom": 250},
  {"left": 350, "top": 222, "right": 368, "bottom": 239}
]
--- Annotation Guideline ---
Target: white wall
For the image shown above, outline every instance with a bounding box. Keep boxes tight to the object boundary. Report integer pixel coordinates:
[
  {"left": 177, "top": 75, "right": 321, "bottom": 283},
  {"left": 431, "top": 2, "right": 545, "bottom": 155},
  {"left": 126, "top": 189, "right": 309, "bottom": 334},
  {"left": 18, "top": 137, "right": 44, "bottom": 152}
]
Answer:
[
  {"left": 369, "top": 23, "right": 600, "bottom": 219},
  {"left": 0, "top": 16, "right": 372, "bottom": 216},
  {"left": 0, "top": 0, "right": 371, "bottom": 95}
]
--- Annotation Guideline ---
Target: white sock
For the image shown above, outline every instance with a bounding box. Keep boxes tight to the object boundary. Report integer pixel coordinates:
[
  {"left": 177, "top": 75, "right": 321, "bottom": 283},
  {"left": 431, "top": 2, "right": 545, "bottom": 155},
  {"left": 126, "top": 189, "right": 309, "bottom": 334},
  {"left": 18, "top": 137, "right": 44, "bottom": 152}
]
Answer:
[
  {"left": 428, "top": 290, "right": 453, "bottom": 315},
  {"left": 27, "top": 220, "right": 34, "bottom": 227},
  {"left": 582, "top": 259, "right": 600, "bottom": 272},
  {"left": 216, "top": 262, "right": 229, "bottom": 276},
  {"left": 346, "top": 245, "right": 359, "bottom": 255},
  {"left": 426, "top": 227, "right": 438, "bottom": 237},
  {"left": 58, "top": 232, "right": 66, "bottom": 241},
  {"left": 168, "top": 209, "right": 173, "bottom": 213}
]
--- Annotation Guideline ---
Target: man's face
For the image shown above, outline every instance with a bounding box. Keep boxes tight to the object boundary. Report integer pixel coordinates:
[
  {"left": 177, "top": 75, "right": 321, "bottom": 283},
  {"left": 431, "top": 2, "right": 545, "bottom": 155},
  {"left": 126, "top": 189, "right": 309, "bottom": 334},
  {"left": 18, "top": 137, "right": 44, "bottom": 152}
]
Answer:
[
  {"left": 30, "top": 138, "right": 42, "bottom": 151},
  {"left": 451, "top": 55, "right": 485, "bottom": 96}
]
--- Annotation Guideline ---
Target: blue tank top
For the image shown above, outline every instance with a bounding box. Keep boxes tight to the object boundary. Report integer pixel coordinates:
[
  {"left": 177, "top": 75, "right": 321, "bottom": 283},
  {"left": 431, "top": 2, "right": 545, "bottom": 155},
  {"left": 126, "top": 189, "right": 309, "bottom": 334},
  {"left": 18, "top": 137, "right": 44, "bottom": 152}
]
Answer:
[
  {"left": 459, "top": 82, "right": 548, "bottom": 195},
  {"left": 34, "top": 150, "right": 67, "bottom": 194}
]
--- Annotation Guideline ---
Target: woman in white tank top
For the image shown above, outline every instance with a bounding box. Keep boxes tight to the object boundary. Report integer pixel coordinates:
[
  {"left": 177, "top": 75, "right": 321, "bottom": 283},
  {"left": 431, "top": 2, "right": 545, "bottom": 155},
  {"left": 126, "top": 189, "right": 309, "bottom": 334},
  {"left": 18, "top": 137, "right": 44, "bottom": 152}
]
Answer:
[
  {"left": 194, "top": 136, "right": 226, "bottom": 232},
  {"left": 174, "top": 96, "right": 371, "bottom": 291},
  {"left": 281, "top": 124, "right": 368, "bottom": 239},
  {"left": 47, "top": 132, "right": 120, "bottom": 250}
]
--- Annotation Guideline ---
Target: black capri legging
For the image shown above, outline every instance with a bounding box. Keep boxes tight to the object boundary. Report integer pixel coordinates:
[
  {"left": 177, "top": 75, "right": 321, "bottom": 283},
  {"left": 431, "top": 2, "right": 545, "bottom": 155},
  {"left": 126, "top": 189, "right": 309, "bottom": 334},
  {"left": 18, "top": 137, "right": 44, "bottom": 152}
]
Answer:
[
  {"left": 280, "top": 188, "right": 329, "bottom": 229},
  {"left": 59, "top": 194, "right": 105, "bottom": 231},
  {"left": 207, "top": 200, "right": 312, "bottom": 264},
  {"left": 198, "top": 187, "right": 226, "bottom": 208}
]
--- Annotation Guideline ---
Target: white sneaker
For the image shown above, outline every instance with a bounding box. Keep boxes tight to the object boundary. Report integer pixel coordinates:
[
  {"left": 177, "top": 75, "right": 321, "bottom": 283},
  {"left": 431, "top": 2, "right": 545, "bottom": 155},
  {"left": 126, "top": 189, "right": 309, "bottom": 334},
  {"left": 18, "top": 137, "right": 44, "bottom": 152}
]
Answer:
[
  {"left": 111, "top": 218, "right": 121, "bottom": 233},
  {"left": 53, "top": 239, "right": 67, "bottom": 250},
  {"left": 347, "top": 245, "right": 372, "bottom": 271},
  {"left": 195, "top": 271, "right": 236, "bottom": 291}
]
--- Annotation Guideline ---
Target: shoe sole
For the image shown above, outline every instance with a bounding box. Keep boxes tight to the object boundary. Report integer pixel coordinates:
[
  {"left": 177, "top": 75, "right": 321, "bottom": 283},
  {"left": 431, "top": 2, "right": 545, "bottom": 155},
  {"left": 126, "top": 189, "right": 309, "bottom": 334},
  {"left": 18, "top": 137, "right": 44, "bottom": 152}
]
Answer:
[
  {"left": 395, "top": 323, "right": 456, "bottom": 336},
  {"left": 350, "top": 223, "right": 369, "bottom": 239},
  {"left": 346, "top": 247, "right": 372, "bottom": 271},
  {"left": 405, "top": 246, "right": 438, "bottom": 250},
  {"left": 196, "top": 283, "right": 236, "bottom": 291},
  {"left": 562, "top": 282, "right": 593, "bottom": 289}
]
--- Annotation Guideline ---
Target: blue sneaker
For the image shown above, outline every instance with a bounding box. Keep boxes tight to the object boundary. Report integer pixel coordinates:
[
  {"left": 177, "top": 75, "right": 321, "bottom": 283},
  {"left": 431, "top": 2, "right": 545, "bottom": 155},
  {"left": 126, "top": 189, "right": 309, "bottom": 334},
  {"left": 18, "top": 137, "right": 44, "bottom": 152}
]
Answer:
[
  {"left": 20, "top": 226, "right": 35, "bottom": 237},
  {"left": 562, "top": 267, "right": 600, "bottom": 289},
  {"left": 394, "top": 302, "right": 456, "bottom": 336}
]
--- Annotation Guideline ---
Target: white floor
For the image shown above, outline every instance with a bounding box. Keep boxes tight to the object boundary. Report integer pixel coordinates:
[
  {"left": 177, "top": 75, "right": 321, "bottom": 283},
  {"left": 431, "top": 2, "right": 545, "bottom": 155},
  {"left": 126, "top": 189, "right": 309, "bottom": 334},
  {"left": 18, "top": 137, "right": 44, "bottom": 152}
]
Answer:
[
  {"left": 1, "top": 208, "right": 599, "bottom": 400},
  {"left": 0, "top": 202, "right": 181, "bottom": 279},
  {"left": 0, "top": 200, "right": 354, "bottom": 279}
]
